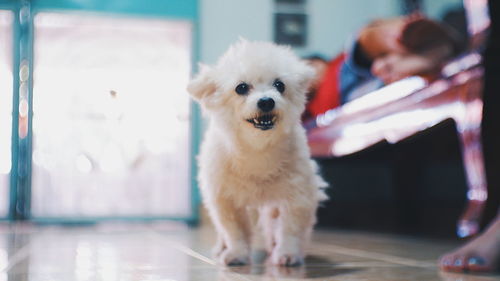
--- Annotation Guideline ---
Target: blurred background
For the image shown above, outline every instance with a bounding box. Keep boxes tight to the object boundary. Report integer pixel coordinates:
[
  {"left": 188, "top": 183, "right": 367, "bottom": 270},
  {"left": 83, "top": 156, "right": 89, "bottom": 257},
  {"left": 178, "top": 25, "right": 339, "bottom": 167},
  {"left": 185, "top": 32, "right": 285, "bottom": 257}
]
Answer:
[
  {"left": 200, "top": 0, "right": 464, "bottom": 62},
  {"left": 0, "top": 0, "right": 479, "bottom": 237}
]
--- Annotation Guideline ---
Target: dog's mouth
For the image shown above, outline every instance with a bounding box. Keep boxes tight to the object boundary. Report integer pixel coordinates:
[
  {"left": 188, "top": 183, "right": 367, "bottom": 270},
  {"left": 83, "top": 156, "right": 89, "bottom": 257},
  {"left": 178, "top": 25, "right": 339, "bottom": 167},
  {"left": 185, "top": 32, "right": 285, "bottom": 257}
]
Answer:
[{"left": 246, "top": 114, "right": 277, "bottom": 131}]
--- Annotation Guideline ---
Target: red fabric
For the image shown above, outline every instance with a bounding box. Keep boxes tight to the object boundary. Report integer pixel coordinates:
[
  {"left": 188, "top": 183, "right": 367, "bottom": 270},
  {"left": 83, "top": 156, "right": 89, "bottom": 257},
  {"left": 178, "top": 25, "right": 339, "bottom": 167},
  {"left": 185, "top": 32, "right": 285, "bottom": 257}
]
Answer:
[{"left": 306, "top": 53, "right": 346, "bottom": 118}]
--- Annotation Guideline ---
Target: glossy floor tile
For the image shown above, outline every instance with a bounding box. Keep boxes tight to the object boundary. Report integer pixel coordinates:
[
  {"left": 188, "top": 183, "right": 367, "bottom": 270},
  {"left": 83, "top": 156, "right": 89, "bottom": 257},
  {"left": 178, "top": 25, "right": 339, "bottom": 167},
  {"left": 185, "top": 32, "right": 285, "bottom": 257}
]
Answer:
[{"left": 0, "top": 222, "right": 498, "bottom": 281}]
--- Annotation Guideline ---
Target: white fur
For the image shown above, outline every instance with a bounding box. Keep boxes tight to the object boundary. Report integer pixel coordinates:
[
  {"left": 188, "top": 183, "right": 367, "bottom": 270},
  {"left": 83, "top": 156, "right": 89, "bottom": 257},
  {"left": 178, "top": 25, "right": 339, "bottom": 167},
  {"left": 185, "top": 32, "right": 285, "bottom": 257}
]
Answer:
[{"left": 187, "top": 39, "right": 328, "bottom": 267}]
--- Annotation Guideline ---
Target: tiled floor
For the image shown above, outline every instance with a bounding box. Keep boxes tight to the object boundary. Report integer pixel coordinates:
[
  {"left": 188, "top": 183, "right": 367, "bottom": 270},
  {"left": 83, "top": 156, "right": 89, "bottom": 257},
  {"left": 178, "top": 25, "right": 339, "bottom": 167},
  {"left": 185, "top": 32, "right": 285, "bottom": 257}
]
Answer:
[{"left": 0, "top": 222, "right": 498, "bottom": 281}]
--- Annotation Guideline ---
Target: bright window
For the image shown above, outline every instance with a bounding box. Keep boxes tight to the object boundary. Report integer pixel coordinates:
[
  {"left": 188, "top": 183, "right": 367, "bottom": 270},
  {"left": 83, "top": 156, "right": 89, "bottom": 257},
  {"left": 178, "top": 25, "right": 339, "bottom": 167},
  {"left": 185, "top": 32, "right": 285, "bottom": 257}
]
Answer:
[
  {"left": 31, "top": 13, "right": 192, "bottom": 218},
  {"left": 0, "top": 10, "right": 13, "bottom": 218}
]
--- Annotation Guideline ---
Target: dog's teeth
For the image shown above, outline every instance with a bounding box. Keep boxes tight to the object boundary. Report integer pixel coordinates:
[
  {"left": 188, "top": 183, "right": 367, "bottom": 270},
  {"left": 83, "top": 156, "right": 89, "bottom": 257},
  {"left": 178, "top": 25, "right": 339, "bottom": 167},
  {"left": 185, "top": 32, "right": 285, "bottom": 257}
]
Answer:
[{"left": 251, "top": 117, "right": 275, "bottom": 126}]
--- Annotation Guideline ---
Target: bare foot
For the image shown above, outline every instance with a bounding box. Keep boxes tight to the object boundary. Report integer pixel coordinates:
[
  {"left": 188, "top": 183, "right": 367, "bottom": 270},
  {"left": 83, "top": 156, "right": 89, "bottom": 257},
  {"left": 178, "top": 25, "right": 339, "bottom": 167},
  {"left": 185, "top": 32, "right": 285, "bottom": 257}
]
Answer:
[{"left": 439, "top": 215, "right": 500, "bottom": 273}]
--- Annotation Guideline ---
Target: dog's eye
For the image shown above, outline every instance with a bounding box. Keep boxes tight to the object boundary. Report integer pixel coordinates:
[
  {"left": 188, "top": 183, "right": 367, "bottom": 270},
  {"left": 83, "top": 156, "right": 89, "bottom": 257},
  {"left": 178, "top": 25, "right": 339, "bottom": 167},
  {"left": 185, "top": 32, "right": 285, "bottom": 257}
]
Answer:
[
  {"left": 235, "top": 82, "right": 250, "bottom": 95},
  {"left": 273, "top": 79, "right": 285, "bottom": 94}
]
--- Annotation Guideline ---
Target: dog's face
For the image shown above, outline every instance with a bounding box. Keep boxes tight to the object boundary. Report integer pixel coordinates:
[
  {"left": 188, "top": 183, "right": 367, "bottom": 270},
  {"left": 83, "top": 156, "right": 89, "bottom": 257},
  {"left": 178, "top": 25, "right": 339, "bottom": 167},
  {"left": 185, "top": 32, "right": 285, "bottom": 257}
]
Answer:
[{"left": 188, "top": 40, "right": 314, "bottom": 136}]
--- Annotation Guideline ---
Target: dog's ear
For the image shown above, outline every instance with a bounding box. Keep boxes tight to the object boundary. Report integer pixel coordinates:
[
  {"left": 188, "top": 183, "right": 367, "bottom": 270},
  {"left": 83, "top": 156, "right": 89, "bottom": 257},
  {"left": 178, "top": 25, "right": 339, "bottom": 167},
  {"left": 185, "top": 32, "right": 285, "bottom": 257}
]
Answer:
[
  {"left": 187, "top": 64, "right": 217, "bottom": 103},
  {"left": 297, "top": 62, "right": 316, "bottom": 92}
]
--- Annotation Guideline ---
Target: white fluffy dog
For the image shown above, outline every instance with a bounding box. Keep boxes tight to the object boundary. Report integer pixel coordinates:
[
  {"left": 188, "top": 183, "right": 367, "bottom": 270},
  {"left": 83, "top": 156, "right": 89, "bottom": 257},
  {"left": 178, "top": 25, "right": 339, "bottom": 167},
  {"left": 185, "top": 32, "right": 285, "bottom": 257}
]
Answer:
[{"left": 187, "top": 39, "right": 328, "bottom": 267}]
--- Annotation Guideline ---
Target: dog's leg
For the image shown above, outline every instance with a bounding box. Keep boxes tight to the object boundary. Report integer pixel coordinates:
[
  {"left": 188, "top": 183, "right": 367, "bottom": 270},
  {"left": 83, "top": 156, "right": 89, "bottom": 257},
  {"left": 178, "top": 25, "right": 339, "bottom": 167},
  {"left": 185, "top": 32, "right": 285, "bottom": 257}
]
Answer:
[
  {"left": 212, "top": 234, "right": 226, "bottom": 258},
  {"left": 249, "top": 207, "right": 265, "bottom": 250},
  {"left": 209, "top": 197, "right": 251, "bottom": 266},
  {"left": 271, "top": 203, "right": 316, "bottom": 267},
  {"left": 259, "top": 206, "right": 278, "bottom": 254}
]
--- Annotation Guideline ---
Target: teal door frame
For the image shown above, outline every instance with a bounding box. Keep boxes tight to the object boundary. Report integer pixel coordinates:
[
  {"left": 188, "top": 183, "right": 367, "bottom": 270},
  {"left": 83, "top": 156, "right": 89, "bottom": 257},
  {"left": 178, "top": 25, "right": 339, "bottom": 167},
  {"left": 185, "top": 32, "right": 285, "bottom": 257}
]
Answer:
[{"left": 0, "top": 0, "right": 201, "bottom": 224}]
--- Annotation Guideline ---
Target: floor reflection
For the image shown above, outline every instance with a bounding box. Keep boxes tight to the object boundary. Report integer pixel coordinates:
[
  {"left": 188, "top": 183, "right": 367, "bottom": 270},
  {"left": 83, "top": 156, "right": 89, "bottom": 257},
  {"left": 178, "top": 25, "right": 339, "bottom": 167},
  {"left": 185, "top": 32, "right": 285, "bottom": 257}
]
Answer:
[
  {"left": 0, "top": 223, "right": 498, "bottom": 281},
  {"left": 220, "top": 253, "right": 358, "bottom": 280}
]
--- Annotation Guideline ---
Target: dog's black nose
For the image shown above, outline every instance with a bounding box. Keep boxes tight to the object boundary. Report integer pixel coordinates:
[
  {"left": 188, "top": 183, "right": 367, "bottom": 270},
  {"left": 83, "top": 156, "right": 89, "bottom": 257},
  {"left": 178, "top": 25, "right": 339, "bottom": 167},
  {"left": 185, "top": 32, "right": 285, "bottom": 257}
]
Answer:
[{"left": 257, "top": 97, "right": 275, "bottom": 112}]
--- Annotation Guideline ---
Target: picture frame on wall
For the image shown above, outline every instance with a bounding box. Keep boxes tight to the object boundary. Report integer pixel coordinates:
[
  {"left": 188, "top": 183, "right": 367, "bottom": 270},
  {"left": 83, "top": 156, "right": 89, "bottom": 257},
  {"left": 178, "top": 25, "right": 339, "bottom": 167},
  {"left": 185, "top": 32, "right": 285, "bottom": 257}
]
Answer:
[
  {"left": 274, "top": 13, "right": 307, "bottom": 47},
  {"left": 276, "top": 0, "right": 305, "bottom": 3}
]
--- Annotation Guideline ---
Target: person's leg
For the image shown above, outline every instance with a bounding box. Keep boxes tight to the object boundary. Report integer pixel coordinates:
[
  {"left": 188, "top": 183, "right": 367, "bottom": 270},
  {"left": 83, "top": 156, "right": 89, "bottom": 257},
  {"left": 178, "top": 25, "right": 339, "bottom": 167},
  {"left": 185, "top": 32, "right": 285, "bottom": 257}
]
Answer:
[
  {"left": 481, "top": 0, "right": 500, "bottom": 229},
  {"left": 439, "top": 214, "right": 500, "bottom": 272},
  {"left": 439, "top": 0, "right": 500, "bottom": 273}
]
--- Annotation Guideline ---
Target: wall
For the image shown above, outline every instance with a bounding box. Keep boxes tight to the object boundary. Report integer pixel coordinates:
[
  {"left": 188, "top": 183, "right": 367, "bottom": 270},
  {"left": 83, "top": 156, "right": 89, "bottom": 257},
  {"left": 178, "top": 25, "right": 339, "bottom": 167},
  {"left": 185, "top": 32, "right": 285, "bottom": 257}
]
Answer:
[
  {"left": 198, "top": 0, "right": 273, "bottom": 64},
  {"left": 423, "top": 0, "right": 463, "bottom": 19},
  {"left": 306, "top": 0, "right": 399, "bottom": 58},
  {"left": 198, "top": 0, "right": 400, "bottom": 64},
  {"left": 198, "top": 0, "right": 465, "bottom": 64}
]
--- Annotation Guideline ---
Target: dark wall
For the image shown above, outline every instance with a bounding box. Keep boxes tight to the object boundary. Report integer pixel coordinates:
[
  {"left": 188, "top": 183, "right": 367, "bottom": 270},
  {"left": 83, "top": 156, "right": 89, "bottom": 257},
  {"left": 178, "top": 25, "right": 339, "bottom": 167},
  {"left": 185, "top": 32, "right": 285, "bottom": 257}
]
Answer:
[{"left": 315, "top": 119, "right": 469, "bottom": 238}]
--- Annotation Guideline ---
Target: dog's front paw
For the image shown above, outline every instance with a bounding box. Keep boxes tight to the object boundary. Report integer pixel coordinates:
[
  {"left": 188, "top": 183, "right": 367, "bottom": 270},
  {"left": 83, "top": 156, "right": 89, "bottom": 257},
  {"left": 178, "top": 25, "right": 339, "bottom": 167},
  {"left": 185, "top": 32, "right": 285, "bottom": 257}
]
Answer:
[
  {"left": 220, "top": 247, "right": 250, "bottom": 266},
  {"left": 271, "top": 249, "right": 304, "bottom": 267},
  {"left": 212, "top": 238, "right": 226, "bottom": 258}
]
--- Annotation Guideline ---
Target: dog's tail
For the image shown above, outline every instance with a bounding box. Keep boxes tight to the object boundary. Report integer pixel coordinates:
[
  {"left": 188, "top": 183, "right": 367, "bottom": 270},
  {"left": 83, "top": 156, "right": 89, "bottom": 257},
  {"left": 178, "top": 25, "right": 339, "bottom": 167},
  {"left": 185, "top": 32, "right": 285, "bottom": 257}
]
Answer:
[
  {"left": 316, "top": 176, "right": 329, "bottom": 203},
  {"left": 310, "top": 160, "right": 329, "bottom": 203}
]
